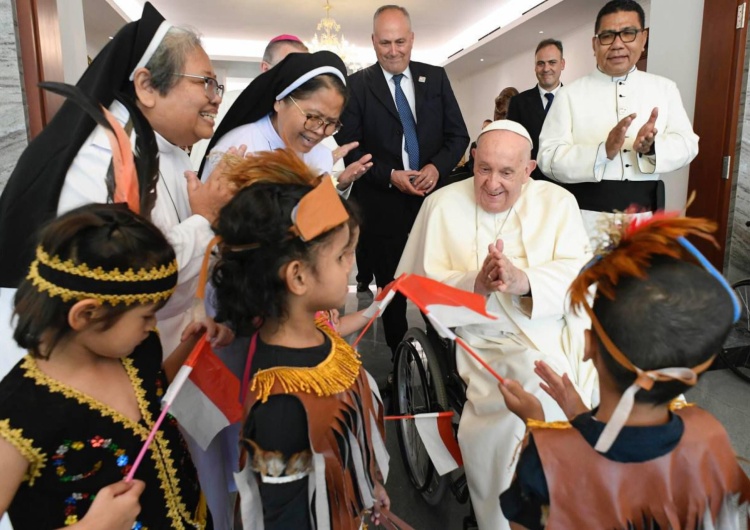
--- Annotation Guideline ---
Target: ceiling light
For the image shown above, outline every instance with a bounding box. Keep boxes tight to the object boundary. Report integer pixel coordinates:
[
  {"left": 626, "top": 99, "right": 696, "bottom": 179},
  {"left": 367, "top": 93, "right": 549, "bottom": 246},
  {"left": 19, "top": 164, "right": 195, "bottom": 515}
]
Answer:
[{"left": 305, "top": 0, "right": 363, "bottom": 73}]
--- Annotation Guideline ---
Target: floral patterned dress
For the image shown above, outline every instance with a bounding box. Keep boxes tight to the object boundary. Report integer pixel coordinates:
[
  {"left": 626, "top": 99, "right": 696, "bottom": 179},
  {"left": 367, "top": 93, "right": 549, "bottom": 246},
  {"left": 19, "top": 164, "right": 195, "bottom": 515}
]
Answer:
[{"left": 0, "top": 332, "right": 205, "bottom": 529}]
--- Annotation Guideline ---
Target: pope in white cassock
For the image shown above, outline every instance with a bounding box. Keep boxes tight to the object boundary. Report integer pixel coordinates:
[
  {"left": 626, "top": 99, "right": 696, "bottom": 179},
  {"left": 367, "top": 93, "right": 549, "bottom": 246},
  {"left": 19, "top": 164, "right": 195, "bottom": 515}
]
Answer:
[
  {"left": 396, "top": 120, "right": 598, "bottom": 530},
  {"left": 537, "top": 1, "right": 698, "bottom": 242}
]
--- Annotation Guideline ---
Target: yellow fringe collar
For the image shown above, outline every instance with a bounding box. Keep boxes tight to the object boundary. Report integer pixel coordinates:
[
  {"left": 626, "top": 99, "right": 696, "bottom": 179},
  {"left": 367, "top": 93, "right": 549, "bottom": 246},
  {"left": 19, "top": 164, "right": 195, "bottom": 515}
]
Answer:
[{"left": 251, "top": 322, "right": 362, "bottom": 403}]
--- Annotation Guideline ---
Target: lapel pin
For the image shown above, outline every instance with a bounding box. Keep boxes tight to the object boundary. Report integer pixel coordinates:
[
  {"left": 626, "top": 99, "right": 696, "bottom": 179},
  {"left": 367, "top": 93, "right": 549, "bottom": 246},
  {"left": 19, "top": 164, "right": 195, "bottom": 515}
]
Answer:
[{"left": 418, "top": 76, "right": 426, "bottom": 83}]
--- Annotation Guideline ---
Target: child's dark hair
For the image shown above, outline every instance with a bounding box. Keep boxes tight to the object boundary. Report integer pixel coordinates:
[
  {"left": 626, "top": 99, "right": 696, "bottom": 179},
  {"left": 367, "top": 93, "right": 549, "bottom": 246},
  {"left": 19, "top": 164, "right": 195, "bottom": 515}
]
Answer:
[
  {"left": 212, "top": 149, "right": 355, "bottom": 336},
  {"left": 14, "top": 203, "right": 176, "bottom": 359},
  {"left": 569, "top": 217, "right": 736, "bottom": 405},
  {"left": 593, "top": 255, "right": 733, "bottom": 404}
]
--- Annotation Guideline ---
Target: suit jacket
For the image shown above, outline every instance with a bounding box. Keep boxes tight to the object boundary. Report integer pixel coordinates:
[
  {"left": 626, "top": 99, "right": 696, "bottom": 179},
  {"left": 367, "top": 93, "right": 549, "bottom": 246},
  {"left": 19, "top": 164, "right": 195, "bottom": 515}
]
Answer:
[
  {"left": 338, "top": 61, "right": 469, "bottom": 237},
  {"left": 507, "top": 85, "right": 552, "bottom": 181}
]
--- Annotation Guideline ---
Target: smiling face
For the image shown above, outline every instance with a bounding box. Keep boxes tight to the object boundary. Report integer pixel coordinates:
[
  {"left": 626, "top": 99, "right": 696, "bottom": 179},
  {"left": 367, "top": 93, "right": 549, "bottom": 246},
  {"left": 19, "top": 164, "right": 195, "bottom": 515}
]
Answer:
[
  {"left": 273, "top": 85, "right": 345, "bottom": 153},
  {"left": 593, "top": 10, "right": 648, "bottom": 77},
  {"left": 372, "top": 8, "right": 414, "bottom": 75},
  {"left": 473, "top": 130, "right": 535, "bottom": 214},
  {"left": 146, "top": 46, "right": 222, "bottom": 147},
  {"left": 535, "top": 44, "right": 565, "bottom": 91}
]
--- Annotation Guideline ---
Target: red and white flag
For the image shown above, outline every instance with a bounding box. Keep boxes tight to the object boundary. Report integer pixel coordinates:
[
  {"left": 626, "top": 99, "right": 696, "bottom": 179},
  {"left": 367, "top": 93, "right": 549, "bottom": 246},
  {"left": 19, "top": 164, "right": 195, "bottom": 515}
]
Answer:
[
  {"left": 163, "top": 335, "right": 244, "bottom": 450},
  {"left": 413, "top": 412, "right": 463, "bottom": 476},
  {"left": 397, "top": 274, "right": 498, "bottom": 337}
]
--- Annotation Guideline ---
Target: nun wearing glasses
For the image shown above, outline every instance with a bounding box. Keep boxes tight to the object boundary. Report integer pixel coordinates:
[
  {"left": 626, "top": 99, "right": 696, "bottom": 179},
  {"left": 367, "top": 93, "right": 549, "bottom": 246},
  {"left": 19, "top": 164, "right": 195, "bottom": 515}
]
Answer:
[{"left": 199, "top": 50, "right": 372, "bottom": 195}]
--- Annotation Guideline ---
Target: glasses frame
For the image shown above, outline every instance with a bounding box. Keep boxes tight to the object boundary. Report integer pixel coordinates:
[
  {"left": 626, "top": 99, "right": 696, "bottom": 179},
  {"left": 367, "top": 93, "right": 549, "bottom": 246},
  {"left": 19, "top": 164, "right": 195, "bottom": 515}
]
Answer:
[
  {"left": 288, "top": 96, "right": 343, "bottom": 136},
  {"left": 173, "top": 73, "right": 224, "bottom": 99},
  {"left": 594, "top": 28, "right": 647, "bottom": 46}
]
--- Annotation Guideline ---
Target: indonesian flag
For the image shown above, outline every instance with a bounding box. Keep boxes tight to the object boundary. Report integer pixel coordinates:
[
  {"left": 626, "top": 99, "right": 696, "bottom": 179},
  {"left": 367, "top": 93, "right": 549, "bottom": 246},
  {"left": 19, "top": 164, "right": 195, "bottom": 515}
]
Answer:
[
  {"left": 361, "top": 274, "right": 406, "bottom": 319},
  {"left": 413, "top": 412, "right": 463, "bottom": 475},
  {"left": 396, "top": 274, "right": 499, "bottom": 334},
  {"left": 385, "top": 411, "right": 462, "bottom": 475},
  {"left": 163, "top": 334, "right": 243, "bottom": 450}
]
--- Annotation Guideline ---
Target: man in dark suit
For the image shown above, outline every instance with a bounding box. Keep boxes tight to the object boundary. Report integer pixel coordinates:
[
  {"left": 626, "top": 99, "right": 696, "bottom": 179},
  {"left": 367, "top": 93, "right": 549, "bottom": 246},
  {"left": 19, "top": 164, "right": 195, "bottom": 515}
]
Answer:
[
  {"left": 338, "top": 4, "right": 469, "bottom": 355},
  {"left": 507, "top": 38, "right": 565, "bottom": 181}
]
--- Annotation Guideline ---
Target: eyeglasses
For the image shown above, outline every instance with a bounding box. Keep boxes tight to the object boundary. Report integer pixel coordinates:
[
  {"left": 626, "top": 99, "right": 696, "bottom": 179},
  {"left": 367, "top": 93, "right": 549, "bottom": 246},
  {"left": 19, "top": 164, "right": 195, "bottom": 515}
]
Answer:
[
  {"left": 288, "top": 96, "right": 343, "bottom": 136},
  {"left": 173, "top": 73, "right": 224, "bottom": 99},
  {"left": 595, "top": 28, "right": 646, "bottom": 45}
]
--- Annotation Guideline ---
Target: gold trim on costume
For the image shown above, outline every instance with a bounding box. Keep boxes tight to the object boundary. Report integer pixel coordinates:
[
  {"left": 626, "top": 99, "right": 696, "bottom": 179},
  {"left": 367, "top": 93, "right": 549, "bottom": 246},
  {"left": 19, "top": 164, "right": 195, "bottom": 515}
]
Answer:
[
  {"left": 251, "top": 322, "right": 362, "bottom": 403},
  {"left": 21, "top": 355, "right": 205, "bottom": 529},
  {"left": 0, "top": 419, "right": 47, "bottom": 485},
  {"left": 526, "top": 419, "right": 572, "bottom": 430}
]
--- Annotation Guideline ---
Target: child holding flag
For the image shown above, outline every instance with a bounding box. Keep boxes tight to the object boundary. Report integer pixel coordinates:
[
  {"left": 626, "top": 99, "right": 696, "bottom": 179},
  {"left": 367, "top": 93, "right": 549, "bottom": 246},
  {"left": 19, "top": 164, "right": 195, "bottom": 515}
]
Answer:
[
  {"left": 0, "top": 204, "right": 215, "bottom": 529},
  {"left": 211, "top": 149, "right": 392, "bottom": 530},
  {"left": 499, "top": 215, "right": 750, "bottom": 529}
]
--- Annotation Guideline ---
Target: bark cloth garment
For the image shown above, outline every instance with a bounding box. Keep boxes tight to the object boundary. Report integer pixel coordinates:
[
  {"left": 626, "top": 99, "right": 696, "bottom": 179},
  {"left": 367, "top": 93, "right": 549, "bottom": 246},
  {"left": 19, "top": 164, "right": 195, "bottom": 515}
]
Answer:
[
  {"left": 0, "top": 332, "right": 206, "bottom": 529},
  {"left": 234, "top": 320, "right": 390, "bottom": 530},
  {"left": 530, "top": 405, "right": 750, "bottom": 529}
]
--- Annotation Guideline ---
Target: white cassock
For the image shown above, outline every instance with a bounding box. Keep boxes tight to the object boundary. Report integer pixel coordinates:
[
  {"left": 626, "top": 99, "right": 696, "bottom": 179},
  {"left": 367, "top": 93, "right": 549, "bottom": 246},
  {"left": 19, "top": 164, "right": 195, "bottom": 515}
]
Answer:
[
  {"left": 538, "top": 67, "right": 699, "bottom": 242},
  {"left": 0, "top": 100, "right": 231, "bottom": 530},
  {"left": 396, "top": 178, "right": 598, "bottom": 530}
]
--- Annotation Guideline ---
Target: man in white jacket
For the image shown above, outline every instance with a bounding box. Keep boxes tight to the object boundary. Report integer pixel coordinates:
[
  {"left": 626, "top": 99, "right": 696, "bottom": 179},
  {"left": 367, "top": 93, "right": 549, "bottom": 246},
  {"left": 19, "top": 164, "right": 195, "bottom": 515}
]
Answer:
[
  {"left": 538, "top": 0, "right": 698, "bottom": 240},
  {"left": 397, "top": 120, "right": 597, "bottom": 530}
]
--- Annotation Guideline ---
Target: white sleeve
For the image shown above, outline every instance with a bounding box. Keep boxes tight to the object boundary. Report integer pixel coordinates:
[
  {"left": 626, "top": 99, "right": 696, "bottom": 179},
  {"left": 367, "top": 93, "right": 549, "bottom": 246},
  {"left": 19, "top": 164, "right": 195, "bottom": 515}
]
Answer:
[
  {"left": 538, "top": 88, "right": 609, "bottom": 184},
  {"left": 636, "top": 81, "right": 699, "bottom": 175}
]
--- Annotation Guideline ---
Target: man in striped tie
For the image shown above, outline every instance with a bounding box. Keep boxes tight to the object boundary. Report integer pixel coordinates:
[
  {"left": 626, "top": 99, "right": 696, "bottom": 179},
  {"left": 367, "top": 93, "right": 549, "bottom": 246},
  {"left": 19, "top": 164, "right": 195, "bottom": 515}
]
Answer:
[{"left": 338, "top": 4, "right": 469, "bottom": 359}]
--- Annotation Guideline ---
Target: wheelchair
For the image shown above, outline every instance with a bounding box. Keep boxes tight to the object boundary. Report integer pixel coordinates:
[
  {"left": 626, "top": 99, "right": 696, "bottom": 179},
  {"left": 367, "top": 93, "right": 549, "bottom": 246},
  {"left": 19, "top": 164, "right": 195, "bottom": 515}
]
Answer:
[{"left": 392, "top": 321, "right": 477, "bottom": 529}]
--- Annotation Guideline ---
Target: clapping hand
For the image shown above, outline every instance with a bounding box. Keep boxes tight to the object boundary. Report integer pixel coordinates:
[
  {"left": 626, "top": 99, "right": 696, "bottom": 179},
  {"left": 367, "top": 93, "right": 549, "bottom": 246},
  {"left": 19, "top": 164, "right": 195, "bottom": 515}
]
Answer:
[{"left": 534, "top": 360, "right": 589, "bottom": 420}]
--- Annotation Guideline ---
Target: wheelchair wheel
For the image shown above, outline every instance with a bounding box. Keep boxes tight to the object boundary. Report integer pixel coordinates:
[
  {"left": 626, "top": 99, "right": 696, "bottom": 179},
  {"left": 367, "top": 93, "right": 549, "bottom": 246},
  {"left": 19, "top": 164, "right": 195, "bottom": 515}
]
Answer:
[
  {"left": 393, "top": 327, "right": 450, "bottom": 505},
  {"left": 733, "top": 279, "right": 750, "bottom": 335}
]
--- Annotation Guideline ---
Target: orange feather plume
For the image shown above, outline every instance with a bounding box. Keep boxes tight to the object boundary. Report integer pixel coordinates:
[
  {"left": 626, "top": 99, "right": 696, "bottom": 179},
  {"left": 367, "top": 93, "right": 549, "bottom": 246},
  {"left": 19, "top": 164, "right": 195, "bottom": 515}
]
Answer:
[
  {"left": 216, "top": 148, "right": 322, "bottom": 191},
  {"left": 569, "top": 214, "right": 718, "bottom": 315},
  {"left": 101, "top": 106, "right": 140, "bottom": 213}
]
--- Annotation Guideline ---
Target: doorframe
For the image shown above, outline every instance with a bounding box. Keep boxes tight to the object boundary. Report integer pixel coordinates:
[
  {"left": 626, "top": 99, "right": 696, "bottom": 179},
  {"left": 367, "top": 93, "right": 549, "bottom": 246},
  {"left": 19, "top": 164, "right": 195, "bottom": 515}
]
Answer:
[
  {"left": 686, "top": 0, "right": 749, "bottom": 268},
  {"left": 14, "top": 0, "right": 64, "bottom": 140}
]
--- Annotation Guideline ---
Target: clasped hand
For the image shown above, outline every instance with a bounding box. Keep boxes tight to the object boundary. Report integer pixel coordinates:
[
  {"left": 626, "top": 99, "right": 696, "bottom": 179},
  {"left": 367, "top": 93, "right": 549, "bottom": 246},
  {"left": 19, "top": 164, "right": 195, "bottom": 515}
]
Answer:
[{"left": 474, "top": 240, "right": 530, "bottom": 297}]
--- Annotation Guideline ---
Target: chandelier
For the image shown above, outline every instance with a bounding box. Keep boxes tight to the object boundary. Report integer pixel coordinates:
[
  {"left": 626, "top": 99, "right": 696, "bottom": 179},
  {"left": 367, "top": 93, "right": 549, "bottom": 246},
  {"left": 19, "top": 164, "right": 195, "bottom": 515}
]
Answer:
[{"left": 306, "top": 0, "right": 364, "bottom": 73}]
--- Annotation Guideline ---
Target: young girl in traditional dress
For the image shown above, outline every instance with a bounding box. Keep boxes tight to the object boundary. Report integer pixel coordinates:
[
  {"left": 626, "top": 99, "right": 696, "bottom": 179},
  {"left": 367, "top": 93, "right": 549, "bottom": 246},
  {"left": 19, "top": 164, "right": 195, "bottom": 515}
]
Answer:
[
  {"left": 211, "top": 149, "right": 390, "bottom": 530},
  {"left": 0, "top": 204, "right": 211, "bottom": 530}
]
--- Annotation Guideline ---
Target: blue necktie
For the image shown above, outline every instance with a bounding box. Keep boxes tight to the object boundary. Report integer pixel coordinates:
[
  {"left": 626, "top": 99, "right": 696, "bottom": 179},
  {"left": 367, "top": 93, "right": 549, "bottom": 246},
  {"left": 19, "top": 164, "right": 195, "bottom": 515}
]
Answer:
[
  {"left": 544, "top": 92, "right": 555, "bottom": 115},
  {"left": 393, "top": 73, "right": 420, "bottom": 170}
]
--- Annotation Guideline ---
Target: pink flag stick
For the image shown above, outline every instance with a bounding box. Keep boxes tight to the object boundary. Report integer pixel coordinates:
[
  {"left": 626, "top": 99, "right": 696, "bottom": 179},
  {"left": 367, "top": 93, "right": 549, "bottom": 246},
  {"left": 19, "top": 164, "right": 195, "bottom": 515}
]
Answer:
[
  {"left": 125, "top": 405, "right": 171, "bottom": 481},
  {"left": 125, "top": 334, "right": 207, "bottom": 481},
  {"left": 384, "top": 411, "right": 454, "bottom": 421}
]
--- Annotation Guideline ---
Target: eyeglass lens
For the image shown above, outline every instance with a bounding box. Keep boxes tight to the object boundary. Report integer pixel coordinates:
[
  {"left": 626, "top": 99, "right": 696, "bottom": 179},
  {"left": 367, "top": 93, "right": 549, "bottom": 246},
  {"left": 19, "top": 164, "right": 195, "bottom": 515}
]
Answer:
[{"left": 598, "top": 29, "right": 640, "bottom": 45}]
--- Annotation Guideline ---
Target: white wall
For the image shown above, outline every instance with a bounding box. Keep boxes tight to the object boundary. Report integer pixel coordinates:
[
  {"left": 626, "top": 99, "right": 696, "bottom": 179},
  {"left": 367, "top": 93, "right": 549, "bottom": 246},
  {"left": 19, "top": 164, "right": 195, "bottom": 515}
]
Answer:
[
  {"left": 646, "top": 0, "right": 704, "bottom": 210},
  {"left": 57, "top": 0, "right": 88, "bottom": 84},
  {"left": 451, "top": 19, "right": 598, "bottom": 141}
]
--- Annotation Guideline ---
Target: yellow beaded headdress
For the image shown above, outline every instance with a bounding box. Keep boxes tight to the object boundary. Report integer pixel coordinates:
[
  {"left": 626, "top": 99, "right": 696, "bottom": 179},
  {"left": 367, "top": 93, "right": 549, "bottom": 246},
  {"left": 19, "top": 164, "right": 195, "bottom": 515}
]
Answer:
[{"left": 26, "top": 244, "right": 178, "bottom": 306}]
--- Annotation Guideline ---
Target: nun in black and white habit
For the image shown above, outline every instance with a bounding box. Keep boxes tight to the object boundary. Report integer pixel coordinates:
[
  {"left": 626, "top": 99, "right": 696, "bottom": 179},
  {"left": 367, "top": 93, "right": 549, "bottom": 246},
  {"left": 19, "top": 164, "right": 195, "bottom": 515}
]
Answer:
[
  {"left": 197, "top": 50, "right": 372, "bottom": 196},
  {"left": 0, "top": 2, "right": 227, "bottom": 366}
]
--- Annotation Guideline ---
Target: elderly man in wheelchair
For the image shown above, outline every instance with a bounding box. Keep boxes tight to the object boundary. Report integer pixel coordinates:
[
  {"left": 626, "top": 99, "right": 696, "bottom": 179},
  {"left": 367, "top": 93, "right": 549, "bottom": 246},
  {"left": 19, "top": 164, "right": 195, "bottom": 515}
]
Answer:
[{"left": 394, "top": 120, "right": 598, "bottom": 530}]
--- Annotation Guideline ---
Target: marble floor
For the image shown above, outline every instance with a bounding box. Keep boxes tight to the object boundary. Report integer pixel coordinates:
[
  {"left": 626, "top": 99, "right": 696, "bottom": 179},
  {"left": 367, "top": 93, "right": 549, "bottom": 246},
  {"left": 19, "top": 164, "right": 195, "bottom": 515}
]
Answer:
[{"left": 344, "top": 279, "right": 750, "bottom": 529}]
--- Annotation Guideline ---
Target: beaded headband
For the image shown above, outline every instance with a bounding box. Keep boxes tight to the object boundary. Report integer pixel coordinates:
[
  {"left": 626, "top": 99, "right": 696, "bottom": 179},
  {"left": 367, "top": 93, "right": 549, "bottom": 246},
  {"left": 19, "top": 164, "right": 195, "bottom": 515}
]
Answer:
[
  {"left": 27, "top": 245, "right": 178, "bottom": 306},
  {"left": 569, "top": 213, "right": 739, "bottom": 453}
]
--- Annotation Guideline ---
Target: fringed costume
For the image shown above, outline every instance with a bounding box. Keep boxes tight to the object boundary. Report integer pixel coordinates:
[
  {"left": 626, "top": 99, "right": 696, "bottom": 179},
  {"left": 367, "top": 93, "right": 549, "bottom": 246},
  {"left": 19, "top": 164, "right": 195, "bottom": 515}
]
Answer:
[
  {"left": 234, "top": 320, "right": 389, "bottom": 530},
  {"left": 502, "top": 215, "right": 750, "bottom": 529}
]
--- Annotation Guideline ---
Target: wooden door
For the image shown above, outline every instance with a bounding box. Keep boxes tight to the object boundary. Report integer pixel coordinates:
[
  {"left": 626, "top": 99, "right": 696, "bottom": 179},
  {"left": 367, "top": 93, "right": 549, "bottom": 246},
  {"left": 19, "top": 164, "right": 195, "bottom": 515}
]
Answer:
[
  {"left": 687, "top": 0, "right": 748, "bottom": 267},
  {"left": 15, "top": 0, "right": 64, "bottom": 139}
]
